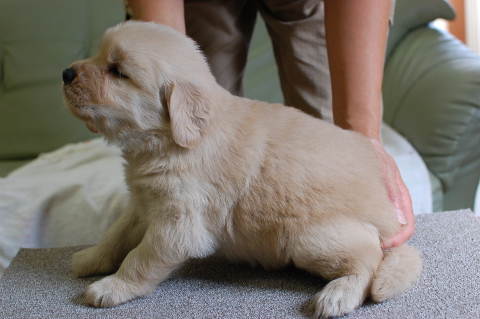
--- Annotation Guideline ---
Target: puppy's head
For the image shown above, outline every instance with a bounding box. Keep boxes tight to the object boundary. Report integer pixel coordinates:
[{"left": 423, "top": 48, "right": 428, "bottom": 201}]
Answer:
[{"left": 62, "top": 21, "right": 217, "bottom": 148}]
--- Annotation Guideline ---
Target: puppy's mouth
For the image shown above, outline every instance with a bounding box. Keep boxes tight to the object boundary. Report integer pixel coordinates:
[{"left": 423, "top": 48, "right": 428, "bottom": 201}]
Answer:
[
  {"left": 62, "top": 86, "right": 101, "bottom": 133},
  {"left": 62, "top": 66, "right": 112, "bottom": 134},
  {"left": 62, "top": 65, "right": 106, "bottom": 110},
  {"left": 63, "top": 82, "right": 93, "bottom": 107}
]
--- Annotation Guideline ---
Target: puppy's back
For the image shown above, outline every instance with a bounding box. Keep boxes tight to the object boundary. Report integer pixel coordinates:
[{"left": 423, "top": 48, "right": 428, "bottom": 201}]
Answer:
[{"left": 228, "top": 98, "right": 400, "bottom": 241}]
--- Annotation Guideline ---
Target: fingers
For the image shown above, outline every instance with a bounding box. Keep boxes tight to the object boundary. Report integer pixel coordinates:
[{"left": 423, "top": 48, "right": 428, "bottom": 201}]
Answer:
[
  {"left": 369, "top": 139, "right": 405, "bottom": 217},
  {"left": 368, "top": 139, "right": 415, "bottom": 249},
  {"left": 383, "top": 170, "right": 415, "bottom": 248},
  {"left": 382, "top": 219, "right": 415, "bottom": 249}
]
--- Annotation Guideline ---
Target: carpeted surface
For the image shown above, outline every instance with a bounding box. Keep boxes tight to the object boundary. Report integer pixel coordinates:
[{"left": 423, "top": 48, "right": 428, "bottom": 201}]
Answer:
[{"left": 1, "top": 209, "right": 479, "bottom": 318}]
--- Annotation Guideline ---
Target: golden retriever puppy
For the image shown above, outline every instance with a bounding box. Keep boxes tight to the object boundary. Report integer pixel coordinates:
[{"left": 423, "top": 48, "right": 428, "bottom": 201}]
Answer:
[{"left": 62, "top": 21, "right": 422, "bottom": 318}]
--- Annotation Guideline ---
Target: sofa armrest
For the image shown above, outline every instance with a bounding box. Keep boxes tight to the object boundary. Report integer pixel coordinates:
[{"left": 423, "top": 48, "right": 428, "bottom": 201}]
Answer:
[
  {"left": 386, "top": 0, "right": 455, "bottom": 59},
  {"left": 383, "top": 26, "right": 480, "bottom": 210}
]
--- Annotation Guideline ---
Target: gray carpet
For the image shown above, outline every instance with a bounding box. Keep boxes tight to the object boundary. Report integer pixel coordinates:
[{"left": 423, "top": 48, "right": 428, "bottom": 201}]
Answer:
[{"left": 1, "top": 209, "right": 479, "bottom": 318}]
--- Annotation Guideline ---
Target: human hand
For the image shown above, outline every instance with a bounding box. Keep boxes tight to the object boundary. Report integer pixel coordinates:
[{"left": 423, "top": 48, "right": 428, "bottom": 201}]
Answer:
[{"left": 369, "top": 139, "right": 415, "bottom": 249}]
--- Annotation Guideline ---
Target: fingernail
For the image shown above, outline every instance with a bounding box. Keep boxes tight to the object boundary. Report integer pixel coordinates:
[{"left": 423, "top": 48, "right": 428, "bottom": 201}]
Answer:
[{"left": 396, "top": 208, "right": 407, "bottom": 225}]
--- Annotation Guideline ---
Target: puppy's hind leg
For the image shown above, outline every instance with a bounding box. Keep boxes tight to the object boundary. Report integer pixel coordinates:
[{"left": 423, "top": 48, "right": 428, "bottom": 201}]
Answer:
[
  {"left": 291, "top": 220, "right": 383, "bottom": 318},
  {"left": 72, "top": 200, "right": 146, "bottom": 277},
  {"left": 370, "top": 244, "right": 422, "bottom": 302}
]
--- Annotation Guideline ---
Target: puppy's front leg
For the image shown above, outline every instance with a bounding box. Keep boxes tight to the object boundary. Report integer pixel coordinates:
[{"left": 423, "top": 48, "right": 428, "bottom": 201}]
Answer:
[
  {"left": 84, "top": 206, "right": 215, "bottom": 308},
  {"left": 85, "top": 240, "right": 184, "bottom": 307},
  {"left": 72, "top": 200, "right": 146, "bottom": 277}
]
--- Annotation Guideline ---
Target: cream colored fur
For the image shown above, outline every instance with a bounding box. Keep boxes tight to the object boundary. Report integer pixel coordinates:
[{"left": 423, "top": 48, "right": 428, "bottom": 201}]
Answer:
[{"left": 63, "top": 21, "right": 422, "bottom": 318}]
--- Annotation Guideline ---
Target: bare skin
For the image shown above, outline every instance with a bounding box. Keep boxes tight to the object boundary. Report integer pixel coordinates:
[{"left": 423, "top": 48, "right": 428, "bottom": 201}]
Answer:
[
  {"left": 127, "top": 0, "right": 186, "bottom": 34},
  {"left": 323, "top": 0, "right": 414, "bottom": 248},
  {"left": 126, "top": 0, "right": 414, "bottom": 248}
]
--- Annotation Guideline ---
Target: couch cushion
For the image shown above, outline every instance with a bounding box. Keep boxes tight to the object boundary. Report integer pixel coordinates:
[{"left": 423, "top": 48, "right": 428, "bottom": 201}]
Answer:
[
  {"left": 0, "top": 0, "right": 124, "bottom": 161},
  {"left": 383, "top": 26, "right": 480, "bottom": 210},
  {"left": 387, "top": 0, "right": 455, "bottom": 58}
]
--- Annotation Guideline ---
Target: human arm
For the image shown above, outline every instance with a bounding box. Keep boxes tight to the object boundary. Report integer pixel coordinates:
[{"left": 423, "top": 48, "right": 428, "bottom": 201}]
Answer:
[
  {"left": 126, "top": 0, "right": 186, "bottom": 34},
  {"left": 323, "top": 0, "right": 414, "bottom": 248}
]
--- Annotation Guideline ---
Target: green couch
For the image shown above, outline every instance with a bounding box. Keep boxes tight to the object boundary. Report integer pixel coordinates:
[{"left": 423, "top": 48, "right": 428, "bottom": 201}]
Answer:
[
  {"left": 0, "top": 0, "right": 124, "bottom": 174},
  {"left": 1, "top": 0, "right": 479, "bottom": 212},
  {"left": 383, "top": 0, "right": 480, "bottom": 212}
]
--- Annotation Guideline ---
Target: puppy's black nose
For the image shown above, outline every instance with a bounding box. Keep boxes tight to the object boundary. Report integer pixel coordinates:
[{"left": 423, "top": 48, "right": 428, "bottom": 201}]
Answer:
[{"left": 62, "top": 68, "right": 77, "bottom": 84}]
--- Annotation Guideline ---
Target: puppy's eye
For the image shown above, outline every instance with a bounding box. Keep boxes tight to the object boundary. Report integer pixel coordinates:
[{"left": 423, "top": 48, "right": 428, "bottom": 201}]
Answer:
[{"left": 109, "top": 66, "right": 128, "bottom": 79}]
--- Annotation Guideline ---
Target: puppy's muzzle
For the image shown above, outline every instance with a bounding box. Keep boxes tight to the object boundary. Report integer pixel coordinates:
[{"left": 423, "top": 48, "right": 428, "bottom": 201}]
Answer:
[{"left": 63, "top": 68, "right": 77, "bottom": 85}]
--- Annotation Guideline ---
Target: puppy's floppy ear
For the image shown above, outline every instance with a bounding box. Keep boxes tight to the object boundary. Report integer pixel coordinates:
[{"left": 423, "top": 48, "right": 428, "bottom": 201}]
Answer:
[{"left": 164, "top": 81, "right": 211, "bottom": 148}]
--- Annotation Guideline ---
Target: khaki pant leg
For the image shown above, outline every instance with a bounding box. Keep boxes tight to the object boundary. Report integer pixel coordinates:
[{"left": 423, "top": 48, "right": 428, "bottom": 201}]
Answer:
[
  {"left": 259, "top": 0, "right": 332, "bottom": 121},
  {"left": 184, "top": 0, "right": 258, "bottom": 96}
]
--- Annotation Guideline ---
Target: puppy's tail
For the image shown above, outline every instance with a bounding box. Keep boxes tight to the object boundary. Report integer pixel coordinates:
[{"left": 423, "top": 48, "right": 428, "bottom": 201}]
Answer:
[{"left": 370, "top": 245, "right": 422, "bottom": 302}]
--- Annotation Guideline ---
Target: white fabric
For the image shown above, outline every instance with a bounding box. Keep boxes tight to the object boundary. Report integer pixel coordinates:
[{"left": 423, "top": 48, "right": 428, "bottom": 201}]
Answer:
[
  {"left": 0, "top": 124, "right": 432, "bottom": 277},
  {"left": 0, "top": 139, "right": 128, "bottom": 277},
  {"left": 381, "top": 123, "right": 432, "bottom": 215}
]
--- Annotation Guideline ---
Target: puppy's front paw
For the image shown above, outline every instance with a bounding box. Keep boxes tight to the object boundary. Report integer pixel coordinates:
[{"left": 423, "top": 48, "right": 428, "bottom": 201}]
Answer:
[
  {"left": 310, "top": 277, "right": 364, "bottom": 318},
  {"left": 86, "top": 275, "right": 155, "bottom": 307},
  {"left": 72, "top": 246, "right": 117, "bottom": 278}
]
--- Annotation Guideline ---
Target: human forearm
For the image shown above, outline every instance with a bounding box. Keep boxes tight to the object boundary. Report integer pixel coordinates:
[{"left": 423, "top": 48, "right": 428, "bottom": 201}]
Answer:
[
  {"left": 127, "top": 0, "right": 186, "bottom": 34},
  {"left": 324, "top": 0, "right": 391, "bottom": 141},
  {"left": 324, "top": 0, "right": 414, "bottom": 247}
]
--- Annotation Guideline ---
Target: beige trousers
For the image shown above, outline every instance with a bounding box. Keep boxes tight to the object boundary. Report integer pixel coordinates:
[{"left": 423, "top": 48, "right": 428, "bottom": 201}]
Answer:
[
  {"left": 185, "top": 0, "right": 331, "bottom": 119},
  {"left": 125, "top": 0, "right": 394, "bottom": 120},
  {"left": 184, "top": 0, "right": 395, "bottom": 121}
]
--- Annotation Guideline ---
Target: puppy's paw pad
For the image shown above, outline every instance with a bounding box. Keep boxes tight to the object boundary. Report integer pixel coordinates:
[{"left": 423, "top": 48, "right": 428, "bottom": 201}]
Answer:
[
  {"left": 72, "top": 247, "right": 115, "bottom": 278},
  {"left": 86, "top": 276, "right": 141, "bottom": 308}
]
